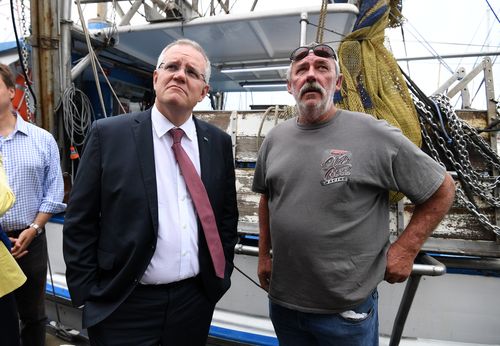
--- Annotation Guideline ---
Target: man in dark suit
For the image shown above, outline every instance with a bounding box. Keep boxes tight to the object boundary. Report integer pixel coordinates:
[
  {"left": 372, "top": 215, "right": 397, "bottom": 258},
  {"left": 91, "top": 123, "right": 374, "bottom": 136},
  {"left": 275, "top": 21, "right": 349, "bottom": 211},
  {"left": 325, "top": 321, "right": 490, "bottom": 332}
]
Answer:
[{"left": 63, "top": 38, "right": 239, "bottom": 346}]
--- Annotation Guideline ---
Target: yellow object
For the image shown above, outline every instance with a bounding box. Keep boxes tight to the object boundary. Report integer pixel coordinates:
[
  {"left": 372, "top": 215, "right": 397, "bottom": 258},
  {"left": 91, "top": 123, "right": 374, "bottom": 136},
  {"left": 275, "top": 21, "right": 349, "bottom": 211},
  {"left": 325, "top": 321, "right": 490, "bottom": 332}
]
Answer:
[
  {"left": 0, "top": 155, "right": 23, "bottom": 298},
  {"left": 0, "top": 156, "right": 15, "bottom": 215},
  {"left": 0, "top": 244, "right": 27, "bottom": 298},
  {"left": 338, "top": 2, "right": 422, "bottom": 202}
]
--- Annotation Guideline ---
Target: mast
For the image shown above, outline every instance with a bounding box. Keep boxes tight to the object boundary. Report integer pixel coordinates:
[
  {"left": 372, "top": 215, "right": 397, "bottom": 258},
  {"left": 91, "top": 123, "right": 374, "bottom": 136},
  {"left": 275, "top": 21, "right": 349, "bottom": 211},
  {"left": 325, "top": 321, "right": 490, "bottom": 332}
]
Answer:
[{"left": 30, "top": 0, "right": 61, "bottom": 133}]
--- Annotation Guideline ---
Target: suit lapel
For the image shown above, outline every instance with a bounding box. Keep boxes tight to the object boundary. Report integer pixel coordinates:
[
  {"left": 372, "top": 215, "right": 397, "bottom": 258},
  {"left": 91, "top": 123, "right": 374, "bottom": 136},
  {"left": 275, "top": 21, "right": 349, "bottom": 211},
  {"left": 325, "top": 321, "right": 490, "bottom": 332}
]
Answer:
[
  {"left": 194, "top": 117, "right": 212, "bottom": 185},
  {"left": 131, "top": 110, "right": 159, "bottom": 234}
]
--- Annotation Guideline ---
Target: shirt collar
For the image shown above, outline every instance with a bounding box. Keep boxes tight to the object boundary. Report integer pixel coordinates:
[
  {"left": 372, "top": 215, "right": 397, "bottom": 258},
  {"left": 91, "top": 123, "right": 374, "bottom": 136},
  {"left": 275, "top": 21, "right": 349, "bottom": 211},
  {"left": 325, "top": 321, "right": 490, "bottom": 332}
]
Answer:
[
  {"left": 12, "top": 113, "right": 29, "bottom": 136},
  {"left": 151, "top": 105, "right": 196, "bottom": 142}
]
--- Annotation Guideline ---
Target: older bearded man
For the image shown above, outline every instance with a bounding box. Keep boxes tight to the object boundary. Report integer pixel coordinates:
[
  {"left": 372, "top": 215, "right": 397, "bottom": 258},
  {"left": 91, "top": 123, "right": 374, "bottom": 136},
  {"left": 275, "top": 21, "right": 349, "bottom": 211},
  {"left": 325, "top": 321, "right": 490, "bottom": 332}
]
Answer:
[{"left": 252, "top": 42, "right": 455, "bottom": 345}]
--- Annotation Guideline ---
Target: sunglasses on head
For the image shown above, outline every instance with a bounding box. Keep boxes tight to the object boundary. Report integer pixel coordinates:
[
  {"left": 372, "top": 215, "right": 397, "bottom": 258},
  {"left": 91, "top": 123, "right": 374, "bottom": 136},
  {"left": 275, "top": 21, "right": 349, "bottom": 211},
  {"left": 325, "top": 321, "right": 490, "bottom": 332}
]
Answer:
[{"left": 289, "top": 44, "right": 338, "bottom": 62}]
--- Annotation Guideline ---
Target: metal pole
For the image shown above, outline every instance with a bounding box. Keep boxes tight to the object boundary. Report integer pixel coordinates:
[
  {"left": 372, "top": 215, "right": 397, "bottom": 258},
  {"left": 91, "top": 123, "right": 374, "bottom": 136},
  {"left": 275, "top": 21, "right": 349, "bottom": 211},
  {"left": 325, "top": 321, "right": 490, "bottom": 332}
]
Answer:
[
  {"left": 389, "top": 275, "right": 422, "bottom": 346},
  {"left": 32, "top": 0, "right": 60, "bottom": 132},
  {"left": 483, "top": 57, "right": 500, "bottom": 242},
  {"left": 120, "top": 0, "right": 142, "bottom": 26},
  {"left": 250, "top": 0, "right": 258, "bottom": 11},
  {"left": 300, "top": 12, "right": 308, "bottom": 46},
  {"left": 389, "top": 254, "right": 446, "bottom": 346},
  {"left": 60, "top": 0, "right": 72, "bottom": 94},
  {"left": 30, "top": 0, "right": 40, "bottom": 125}
]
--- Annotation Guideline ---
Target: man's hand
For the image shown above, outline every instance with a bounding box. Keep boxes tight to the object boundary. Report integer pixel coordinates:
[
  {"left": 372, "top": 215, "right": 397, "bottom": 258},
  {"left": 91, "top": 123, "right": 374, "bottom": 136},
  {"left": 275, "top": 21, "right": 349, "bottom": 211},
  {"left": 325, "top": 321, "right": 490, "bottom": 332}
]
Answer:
[
  {"left": 384, "top": 241, "right": 415, "bottom": 283},
  {"left": 9, "top": 228, "right": 36, "bottom": 259},
  {"left": 385, "top": 174, "right": 455, "bottom": 284},
  {"left": 257, "top": 253, "right": 272, "bottom": 291}
]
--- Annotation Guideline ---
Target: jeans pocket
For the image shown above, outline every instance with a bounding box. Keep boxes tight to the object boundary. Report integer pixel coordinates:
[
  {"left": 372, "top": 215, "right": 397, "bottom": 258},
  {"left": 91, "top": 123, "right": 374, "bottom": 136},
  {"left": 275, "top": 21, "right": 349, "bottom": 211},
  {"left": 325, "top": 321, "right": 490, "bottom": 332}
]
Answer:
[
  {"left": 339, "top": 307, "right": 373, "bottom": 323},
  {"left": 339, "top": 289, "right": 377, "bottom": 324}
]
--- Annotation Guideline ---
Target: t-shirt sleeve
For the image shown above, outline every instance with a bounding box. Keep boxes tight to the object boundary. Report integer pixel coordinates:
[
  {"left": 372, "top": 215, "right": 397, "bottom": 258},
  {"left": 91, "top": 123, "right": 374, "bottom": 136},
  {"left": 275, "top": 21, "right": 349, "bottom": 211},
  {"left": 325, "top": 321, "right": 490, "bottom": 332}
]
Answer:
[{"left": 392, "top": 136, "right": 446, "bottom": 204}]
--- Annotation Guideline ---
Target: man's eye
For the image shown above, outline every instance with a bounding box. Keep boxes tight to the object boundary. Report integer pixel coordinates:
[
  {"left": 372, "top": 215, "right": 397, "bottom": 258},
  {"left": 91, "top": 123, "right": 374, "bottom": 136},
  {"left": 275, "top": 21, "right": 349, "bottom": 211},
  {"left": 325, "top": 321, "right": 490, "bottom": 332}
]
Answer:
[
  {"left": 166, "top": 64, "right": 179, "bottom": 72},
  {"left": 186, "top": 69, "right": 199, "bottom": 78}
]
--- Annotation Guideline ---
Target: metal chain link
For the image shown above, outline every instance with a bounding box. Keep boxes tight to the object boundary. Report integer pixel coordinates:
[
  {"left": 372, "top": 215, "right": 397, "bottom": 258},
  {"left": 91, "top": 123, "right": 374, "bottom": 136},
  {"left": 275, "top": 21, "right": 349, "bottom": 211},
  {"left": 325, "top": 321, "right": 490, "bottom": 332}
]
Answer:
[
  {"left": 413, "top": 93, "right": 500, "bottom": 236},
  {"left": 18, "top": 0, "right": 34, "bottom": 122}
]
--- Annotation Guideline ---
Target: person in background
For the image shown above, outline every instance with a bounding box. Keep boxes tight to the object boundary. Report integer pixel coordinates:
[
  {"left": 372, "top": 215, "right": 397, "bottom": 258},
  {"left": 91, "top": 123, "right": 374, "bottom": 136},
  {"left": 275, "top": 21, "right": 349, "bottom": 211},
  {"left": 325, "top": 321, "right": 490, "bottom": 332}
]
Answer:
[
  {"left": 0, "top": 63, "right": 66, "bottom": 346},
  {"left": 0, "top": 153, "right": 24, "bottom": 346},
  {"left": 63, "top": 38, "right": 238, "bottom": 346},
  {"left": 252, "top": 42, "right": 456, "bottom": 345}
]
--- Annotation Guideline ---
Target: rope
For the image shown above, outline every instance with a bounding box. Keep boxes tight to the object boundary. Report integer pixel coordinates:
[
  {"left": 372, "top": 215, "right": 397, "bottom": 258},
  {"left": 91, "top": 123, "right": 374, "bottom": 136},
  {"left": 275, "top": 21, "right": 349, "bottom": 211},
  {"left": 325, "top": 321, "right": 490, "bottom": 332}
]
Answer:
[
  {"left": 75, "top": 0, "right": 126, "bottom": 116},
  {"left": 256, "top": 105, "right": 295, "bottom": 151},
  {"left": 76, "top": 0, "right": 108, "bottom": 118},
  {"left": 315, "top": 0, "right": 328, "bottom": 44}
]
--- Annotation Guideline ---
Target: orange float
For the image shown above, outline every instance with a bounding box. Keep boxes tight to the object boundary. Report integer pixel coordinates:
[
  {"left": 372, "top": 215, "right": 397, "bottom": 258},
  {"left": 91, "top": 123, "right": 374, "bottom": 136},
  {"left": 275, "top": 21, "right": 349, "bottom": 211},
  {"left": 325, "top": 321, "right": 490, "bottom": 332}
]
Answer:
[{"left": 11, "top": 73, "right": 30, "bottom": 121}]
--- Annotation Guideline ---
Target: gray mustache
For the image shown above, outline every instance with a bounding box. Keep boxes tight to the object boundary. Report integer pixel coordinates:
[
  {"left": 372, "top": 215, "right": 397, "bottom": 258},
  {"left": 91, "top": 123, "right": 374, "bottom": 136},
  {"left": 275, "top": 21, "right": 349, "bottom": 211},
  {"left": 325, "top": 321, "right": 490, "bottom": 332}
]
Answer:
[{"left": 299, "top": 82, "right": 325, "bottom": 98}]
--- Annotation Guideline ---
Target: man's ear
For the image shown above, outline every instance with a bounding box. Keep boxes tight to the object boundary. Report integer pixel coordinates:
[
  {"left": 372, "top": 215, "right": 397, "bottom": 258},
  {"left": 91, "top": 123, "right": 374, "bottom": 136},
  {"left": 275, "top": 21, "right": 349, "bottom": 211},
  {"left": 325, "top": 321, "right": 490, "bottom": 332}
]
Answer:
[
  {"left": 152, "top": 70, "right": 159, "bottom": 90},
  {"left": 335, "top": 74, "right": 343, "bottom": 92},
  {"left": 199, "top": 84, "right": 209, "bottom": 102},
  {"left": 287, "top": 80, "right": 292, "bottom": 95}
]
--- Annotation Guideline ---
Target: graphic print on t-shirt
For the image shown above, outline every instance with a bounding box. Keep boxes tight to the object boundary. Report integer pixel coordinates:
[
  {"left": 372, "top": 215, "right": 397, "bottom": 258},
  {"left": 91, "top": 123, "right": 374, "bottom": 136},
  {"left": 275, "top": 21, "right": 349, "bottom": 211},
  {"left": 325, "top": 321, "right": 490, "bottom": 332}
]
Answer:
[{"left": 320, "top": 149, "right": 352, "bottom": 186}]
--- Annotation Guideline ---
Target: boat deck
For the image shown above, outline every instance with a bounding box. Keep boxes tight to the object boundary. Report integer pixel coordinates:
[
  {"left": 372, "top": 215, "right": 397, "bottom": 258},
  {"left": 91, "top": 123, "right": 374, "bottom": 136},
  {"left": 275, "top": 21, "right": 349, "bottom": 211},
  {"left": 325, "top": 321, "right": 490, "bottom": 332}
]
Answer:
[{"left": 44, "top": 329, "right": 497, "bottom": 346}]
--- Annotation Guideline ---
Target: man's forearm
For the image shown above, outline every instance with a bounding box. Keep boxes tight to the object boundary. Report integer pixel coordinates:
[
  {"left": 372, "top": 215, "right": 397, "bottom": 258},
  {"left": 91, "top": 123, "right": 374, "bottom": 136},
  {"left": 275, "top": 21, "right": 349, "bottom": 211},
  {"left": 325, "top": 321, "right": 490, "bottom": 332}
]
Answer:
[
  {"left": 396, "top": 173, "right": 456, "bottom": 256},
  {"left": 32, "top": 212, "right": 53, "bottom": 228}
]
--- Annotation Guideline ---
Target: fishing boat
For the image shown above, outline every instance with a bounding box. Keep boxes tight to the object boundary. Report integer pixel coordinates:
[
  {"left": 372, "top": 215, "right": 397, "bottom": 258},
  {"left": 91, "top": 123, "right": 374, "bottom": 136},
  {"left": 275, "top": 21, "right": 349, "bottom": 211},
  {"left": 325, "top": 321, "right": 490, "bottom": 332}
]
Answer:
[{"left": 1, "top": 1, "right": 499, "bottom": 345}]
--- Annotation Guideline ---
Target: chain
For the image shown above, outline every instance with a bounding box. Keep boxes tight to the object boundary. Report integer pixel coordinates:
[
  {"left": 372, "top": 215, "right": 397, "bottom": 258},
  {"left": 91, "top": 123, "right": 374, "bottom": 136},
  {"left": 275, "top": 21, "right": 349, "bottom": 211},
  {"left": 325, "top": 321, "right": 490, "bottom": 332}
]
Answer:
[
  {"left": 413, "top": 94, "right": 500, "bottom": 236},
  {"left": 18, "top": 0, "right": 34, "bottom": 122}
]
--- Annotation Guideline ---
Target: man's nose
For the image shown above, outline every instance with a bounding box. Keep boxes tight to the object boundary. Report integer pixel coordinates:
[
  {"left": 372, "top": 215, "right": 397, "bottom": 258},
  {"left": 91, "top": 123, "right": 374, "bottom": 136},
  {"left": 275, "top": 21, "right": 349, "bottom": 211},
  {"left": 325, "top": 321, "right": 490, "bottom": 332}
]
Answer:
[
  {"left": 306, "top": 67, "right": 317, "bottom": 82},
  {"left": 173, "top": 67, "right": 187, "bottom": 81}
]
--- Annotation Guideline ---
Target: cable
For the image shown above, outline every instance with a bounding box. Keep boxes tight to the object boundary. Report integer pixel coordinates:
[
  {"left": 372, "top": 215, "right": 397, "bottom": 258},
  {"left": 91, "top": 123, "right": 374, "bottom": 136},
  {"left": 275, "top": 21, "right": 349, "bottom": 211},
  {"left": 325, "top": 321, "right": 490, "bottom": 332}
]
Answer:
[
  {"left": 399, "top": 24, "right": 411, "bottom": 75},
  {"left": 485, "top": 0, "right": 500, "bottom": 23},
  {"left": 234, "top": 265, "right": 264, "bottom": 290},
  {"left": 303, "top": 19, "right": 348, "bottom": 41},
  {"left": 60, "top": 85, "right": 93, "bottom": 147},
  {"left": 429, "top": 98, "right": 452, "bottom": 144},
  {"left": 46, "top": 253, "right": 79, "bottom": 342},
  {"left": 400, "top": 16, "right": 454, "bottom": 74}
]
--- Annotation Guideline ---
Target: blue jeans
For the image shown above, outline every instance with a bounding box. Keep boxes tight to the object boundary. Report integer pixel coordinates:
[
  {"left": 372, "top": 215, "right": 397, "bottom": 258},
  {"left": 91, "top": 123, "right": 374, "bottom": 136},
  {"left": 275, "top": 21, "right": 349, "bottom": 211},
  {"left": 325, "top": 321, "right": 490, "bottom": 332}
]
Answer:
[{"left": 270, "top": 290, "right": 379, "bottom": 346}]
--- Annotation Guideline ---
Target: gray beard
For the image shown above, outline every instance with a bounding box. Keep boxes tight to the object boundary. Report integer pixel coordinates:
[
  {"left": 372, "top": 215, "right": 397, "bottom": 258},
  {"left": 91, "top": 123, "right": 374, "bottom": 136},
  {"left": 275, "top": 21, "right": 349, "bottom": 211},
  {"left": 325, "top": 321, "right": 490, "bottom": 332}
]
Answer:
[{"left": 296, "top": 97, "right": 331, "bottom": 124}]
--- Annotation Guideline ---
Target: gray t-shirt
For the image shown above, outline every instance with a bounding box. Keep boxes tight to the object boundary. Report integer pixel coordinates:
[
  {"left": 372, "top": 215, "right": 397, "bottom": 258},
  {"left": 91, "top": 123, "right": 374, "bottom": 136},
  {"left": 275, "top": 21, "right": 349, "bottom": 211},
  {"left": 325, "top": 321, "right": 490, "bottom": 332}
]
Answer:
[{"left": 252, "top": 109, "right": 445, "bottom": 313}]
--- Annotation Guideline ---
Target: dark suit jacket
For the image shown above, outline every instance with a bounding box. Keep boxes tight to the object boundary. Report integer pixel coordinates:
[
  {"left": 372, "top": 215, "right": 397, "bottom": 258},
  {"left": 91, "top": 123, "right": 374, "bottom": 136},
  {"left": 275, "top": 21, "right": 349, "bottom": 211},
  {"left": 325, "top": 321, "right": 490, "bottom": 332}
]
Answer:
[{"left": 62, "top": 109, "right": 239, "bottom": 329}]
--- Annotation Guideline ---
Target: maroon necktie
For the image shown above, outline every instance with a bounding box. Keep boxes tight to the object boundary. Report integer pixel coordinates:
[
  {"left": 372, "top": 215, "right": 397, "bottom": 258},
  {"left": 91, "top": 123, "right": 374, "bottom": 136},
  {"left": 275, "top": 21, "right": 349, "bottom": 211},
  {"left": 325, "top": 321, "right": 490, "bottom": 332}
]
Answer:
[{"left": 169, "top": 128, "right": 225, "bottom": 278}]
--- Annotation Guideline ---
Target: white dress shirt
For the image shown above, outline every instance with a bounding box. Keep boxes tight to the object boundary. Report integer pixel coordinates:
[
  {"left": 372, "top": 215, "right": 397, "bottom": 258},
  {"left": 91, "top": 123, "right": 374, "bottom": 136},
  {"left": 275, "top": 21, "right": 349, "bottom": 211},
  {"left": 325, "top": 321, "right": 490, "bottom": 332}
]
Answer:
[{"left": 140, "top": 106, "right": 200, "bottom": 284}]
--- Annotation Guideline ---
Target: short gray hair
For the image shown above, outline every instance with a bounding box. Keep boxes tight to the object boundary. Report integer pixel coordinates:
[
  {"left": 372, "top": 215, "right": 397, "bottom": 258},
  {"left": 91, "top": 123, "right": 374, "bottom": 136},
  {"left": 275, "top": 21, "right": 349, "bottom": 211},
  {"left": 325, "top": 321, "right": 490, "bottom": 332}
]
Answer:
[{"left": 156, "top": 38, "right": 212, "bottom": 83}]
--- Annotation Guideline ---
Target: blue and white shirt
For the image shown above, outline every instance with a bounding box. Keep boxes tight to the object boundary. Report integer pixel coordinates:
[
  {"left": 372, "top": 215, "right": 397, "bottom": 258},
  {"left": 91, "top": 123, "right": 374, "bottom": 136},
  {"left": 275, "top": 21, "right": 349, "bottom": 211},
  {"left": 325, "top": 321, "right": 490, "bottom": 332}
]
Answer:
[{"left": 0, "top": 114, "right": 66, "bottom": 230}]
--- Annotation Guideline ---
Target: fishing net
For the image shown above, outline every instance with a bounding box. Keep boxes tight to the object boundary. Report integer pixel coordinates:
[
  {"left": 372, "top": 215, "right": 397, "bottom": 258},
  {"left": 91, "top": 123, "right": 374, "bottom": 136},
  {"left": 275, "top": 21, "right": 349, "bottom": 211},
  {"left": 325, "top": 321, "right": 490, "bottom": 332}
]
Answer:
[{"left": 337, "top": 0, "right": 421, "bottom": 202}]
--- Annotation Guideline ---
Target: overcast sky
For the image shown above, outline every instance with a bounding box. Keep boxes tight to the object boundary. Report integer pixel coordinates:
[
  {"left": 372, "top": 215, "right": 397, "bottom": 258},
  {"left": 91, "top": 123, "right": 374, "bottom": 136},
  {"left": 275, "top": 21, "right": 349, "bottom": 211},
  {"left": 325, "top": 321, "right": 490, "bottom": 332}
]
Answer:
[
  {"left": 1, "top": 0, "right": 498, "bottom": 110},
  {"left": 190, "top": 0, "right": 500, "bottom": 110}
]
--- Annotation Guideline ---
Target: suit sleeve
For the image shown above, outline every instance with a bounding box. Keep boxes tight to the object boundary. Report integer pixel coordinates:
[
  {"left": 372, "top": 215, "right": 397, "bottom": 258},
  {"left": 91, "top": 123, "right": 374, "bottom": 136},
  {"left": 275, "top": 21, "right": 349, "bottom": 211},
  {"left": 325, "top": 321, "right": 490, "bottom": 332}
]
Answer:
[
  {"left": 220, "top": 134, "right": 239, "bottom": 275},
  {"left": 63, "top": 122, "right": 102, "bottom": 306}
]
